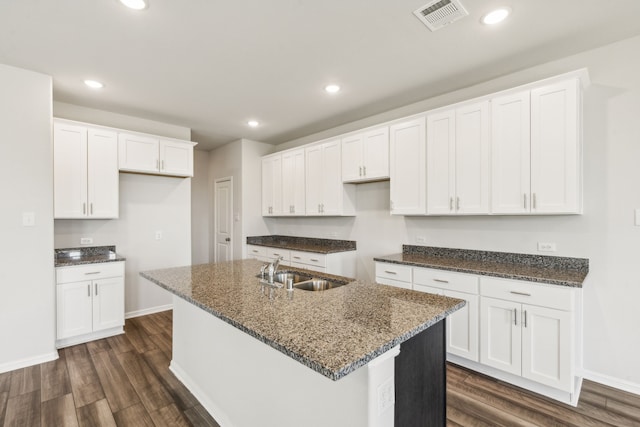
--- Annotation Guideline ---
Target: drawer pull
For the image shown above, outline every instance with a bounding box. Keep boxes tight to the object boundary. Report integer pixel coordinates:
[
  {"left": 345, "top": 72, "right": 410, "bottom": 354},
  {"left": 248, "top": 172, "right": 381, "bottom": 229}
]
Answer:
[
  {"left": 384, "top": 270, "right": 397, "bottom": 275},
  {"left": 310, "top": 258, "right": 319, "bottom": 262},
  {"left": 272, "top": 253, "right": 280, "bottom": 256},
  {"left": 514, "top": 308, "right": 517, "bottom": 326},
  {"left": 87, "top": 284, "right": 91, "bottom": 297},
  {"left": 293, "top": 256, "right": 301, "bottom": 260},
  {"left": 252, "top": 250, "right": 259, "bottom": 253},
  {"left": 510, "top": 291, "right": 531, "bottom": 296},
  {"left": 433, "top": 279, "right": 449, "bottom": 283},
  {"left": 85, "top": 272, "right": 101, "bottom": 275},
  {"left": 523, "top": 310, "right": 527, "bottom": 328},
  {"left": 95, "top": 283, "right": 98, "bottom": 296}
]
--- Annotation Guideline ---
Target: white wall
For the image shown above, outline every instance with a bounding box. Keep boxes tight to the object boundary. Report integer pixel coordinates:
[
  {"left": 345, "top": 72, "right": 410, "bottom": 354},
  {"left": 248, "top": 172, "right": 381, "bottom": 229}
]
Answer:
[
  {"left": 52, "top": 104, "right": 193, "bottom": 317},
  {"left": 192, "top": 150, "right": 211, "bottom": 264},
  {"left": 269, "top": 35, "right": 640, "bottom": 392},
  {"left": 0, "top": 64, "right": 57, "bottom": 372}
]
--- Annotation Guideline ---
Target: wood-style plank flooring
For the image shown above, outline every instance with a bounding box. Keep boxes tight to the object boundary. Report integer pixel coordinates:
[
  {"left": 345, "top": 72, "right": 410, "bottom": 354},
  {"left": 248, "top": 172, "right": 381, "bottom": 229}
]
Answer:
[{"left": 1, "top": 310, "right": 639, "bottom": 426}]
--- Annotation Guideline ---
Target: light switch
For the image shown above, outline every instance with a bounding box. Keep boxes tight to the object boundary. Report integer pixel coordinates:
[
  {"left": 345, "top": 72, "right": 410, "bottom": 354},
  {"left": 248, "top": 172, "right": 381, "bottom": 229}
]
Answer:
[
  {"left": 22, "top": 212, "right": 35, "bottom": 227},
  {"left": 635, "top": 209, "right": 640, "bottom": 226}
]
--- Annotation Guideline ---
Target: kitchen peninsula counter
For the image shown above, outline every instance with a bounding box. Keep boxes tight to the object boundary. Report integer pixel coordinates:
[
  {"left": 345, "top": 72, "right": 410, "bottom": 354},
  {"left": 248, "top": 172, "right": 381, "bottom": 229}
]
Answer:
[
  {"left": 141, "top": 259, "right": 463, "bottom": 380},
  {"left": 141, "top": 259, "right": 464, "bottom": 427}
]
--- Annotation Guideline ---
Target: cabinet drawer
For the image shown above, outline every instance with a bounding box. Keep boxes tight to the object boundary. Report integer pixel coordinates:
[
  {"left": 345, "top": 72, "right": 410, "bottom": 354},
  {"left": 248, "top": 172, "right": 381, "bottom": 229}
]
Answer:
[
  {"left": 413, "top": 283, "right": 444, "bottom": 295},
  {"left": 375, "top": 262, "right": 412, "bottom": 283},
  {"left": 266, "top": 248, "right": 290, "bottom": 262},
  {"left": 413, "top": 268, "right": 479, "bottom": 294},
  {"left": 56, "top": 262, "right": 124, "bottom": 284},
  {"left": 377, "top": 277, "right": 412, "bottom": 290},
  {"left": 480, "top": 277, "right": 575, "bottom": 311},
  {"left": 290, "top": 250, "right": 326, "bottom": 268},
  {"left": 247, "top": 245, "right": 267, "bottom": 258}
]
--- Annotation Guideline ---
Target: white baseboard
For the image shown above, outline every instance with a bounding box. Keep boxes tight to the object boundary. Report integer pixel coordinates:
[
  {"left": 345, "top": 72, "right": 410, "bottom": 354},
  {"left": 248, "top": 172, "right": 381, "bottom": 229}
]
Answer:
[
  {"left": 170, "top": 361, "right": 234, "bottom": 427},
  {"left": 582, "top": 369, "right": 640, "bottom": 397},
  {"left": 56, "top": 327, "right": 124, "bottom": 349},
  {"left": 125, "top": 304, "right": 173, "bottom": 319},
  {"left": 0, "top": 351, "right": 59, "bottom": 374}
]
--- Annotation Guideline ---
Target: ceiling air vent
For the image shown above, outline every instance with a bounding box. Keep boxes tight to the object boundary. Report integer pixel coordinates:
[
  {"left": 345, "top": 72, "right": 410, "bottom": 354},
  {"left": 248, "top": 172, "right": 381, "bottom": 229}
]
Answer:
[{"left": 413, "top": 0, "right": 469, "bottom": 31}]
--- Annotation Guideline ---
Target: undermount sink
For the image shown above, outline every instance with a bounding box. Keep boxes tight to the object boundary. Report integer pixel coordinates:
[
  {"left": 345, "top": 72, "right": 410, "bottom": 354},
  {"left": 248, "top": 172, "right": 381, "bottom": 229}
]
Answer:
[
  {"left": 257, "top": 271, "right": 312, "bottom": 287},
  {"left": 294, "top": 279, "right": 348, "bottom": 291}
]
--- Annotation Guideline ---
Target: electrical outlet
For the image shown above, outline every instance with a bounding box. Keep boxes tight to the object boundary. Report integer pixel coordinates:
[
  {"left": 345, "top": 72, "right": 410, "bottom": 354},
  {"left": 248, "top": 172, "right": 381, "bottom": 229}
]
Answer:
[
  {"left": 80, "top": 237, "right": 93, "bottom": 245},
  {"left": 22, "top": 212, "right": 35, "bottom": 227},
  {"left": 377, "top": 379, "right": 395, "bottom": 415},
  {"left": 155, "top": 231, "right": 163, "bottom": 240},
  {"left": 416, "top": 236, "right": 426, "bottom": 244},
  {"left": 537, "top": 242, "right": 557, "bottom": 252}
]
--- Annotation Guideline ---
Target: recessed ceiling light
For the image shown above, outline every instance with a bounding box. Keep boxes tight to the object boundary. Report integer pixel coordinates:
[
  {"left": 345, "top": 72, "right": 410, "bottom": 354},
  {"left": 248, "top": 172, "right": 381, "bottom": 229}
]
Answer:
[
  {"left": 84, "top": 80, "right": 104, "bottom": 89},
  {"left": 119, "top": 0, "right": 148, "bottom": 10},
  {"left": 247, "top": 120, "right": 259, "bottom": 128},
  {"left": 481, "top": 7, "right": 511, "bottom": 25},
  {"left": 325, "top": 84, "right": 341, "bottom": 94}
]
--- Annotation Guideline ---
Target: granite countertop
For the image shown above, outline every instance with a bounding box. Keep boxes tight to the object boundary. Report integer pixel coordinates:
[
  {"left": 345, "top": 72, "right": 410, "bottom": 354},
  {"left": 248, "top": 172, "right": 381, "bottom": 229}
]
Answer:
[
  {"left": 246, "top": 235, "right": 356, "bottom": 254},
  {"left": 141, "top": 259, "right": 464, "bottom": 381},
  {"left": 375, "top": 245, "right": 588, "bottom": 288},
  {"left": 55, "top": 246, "right": 126, "bottom": 267}
]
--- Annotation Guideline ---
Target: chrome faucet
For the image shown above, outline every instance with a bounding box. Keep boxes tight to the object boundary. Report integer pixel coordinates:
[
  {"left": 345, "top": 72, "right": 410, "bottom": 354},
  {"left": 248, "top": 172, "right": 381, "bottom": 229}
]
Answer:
[{"left": 266, "top": 256, "right": 283, "bottom": 282}]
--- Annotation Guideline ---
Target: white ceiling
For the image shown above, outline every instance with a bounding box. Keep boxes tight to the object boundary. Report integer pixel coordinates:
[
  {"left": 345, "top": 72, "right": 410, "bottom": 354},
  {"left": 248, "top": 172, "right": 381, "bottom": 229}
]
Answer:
[{"left": 2, "top": 0, "right": 640, "bottom": 151}]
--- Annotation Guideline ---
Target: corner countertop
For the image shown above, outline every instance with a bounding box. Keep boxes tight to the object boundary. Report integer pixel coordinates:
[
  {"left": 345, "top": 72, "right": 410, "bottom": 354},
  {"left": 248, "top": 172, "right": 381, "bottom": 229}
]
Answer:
[
  {"left": 246, "top": 235, "right": 356, "bottom": 254},
  {"left": 374, "top": 245, "right": 588, "bottom": 288},
  {"left": 140, "top": 259, "right": 464, "bottom": 381},
  {"left": 55, "top": 246, "right": 126, "bottom": 267}
]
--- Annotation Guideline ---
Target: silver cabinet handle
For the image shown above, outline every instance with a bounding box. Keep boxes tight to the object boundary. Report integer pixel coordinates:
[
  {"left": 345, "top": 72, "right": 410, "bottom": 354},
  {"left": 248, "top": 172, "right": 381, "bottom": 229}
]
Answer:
[
  {"left": 524, "top": 194, "right": 527, "bottom": 209},
  {"left": 85, "top": 272, "right": 101, "bottom": 275},
  {"left": 90, "top": 203, "right": 93, "bottom": 215},
  {"left": 456, "top": 197, "right": 460, "bottom": 211},
  {"left": 384, "top": 270, "right": 397, "bottom": 275},
  {"left": 524, "top": 310, "right": 527, "bottom": 328},
  {"left": 161, "top": 160, "right": 164, "bottom": 170},
  {"left": 359, "top": 166, "right": 362, "bottom": 176},
  {"left": 449, "top": 197, "right": 453, "bottom": 211},
  {"left": 252, "top": 250, "right": 259, "bottom": 253},
  {"left": 272, "top": 253, "right": 280, "bottom": 256},
  {"left": 363, "top": 166, "right": 366, "bottom": 176},
  {"left": 310, "top": 258, "right": 319, "bottom": 262},
  {"left": 156, "top": 159, "right": 159, "bottom": 170},
  {"left": 95, "top": 283, "right": 98, "bottom": 296},
  {"left": 533, "top": 193, "right": 537, "bottom": 209},
  {"left": 293, "top": 256, "right": 302, "bottom": 260},
  {"left": 514, "top": 308, "right": 517, "bottom": 326},
  {"left": 87, "top": 284, "right": 91, "bottom": 297},
  {"left": 433, "top": 279, "right": 449, "bottom": 283},
  {"left": 510, "top": 291, "right": 531, "bottom": 296},
  {"left": 83, "top": 203, "right": 86, "bottom": 215}
]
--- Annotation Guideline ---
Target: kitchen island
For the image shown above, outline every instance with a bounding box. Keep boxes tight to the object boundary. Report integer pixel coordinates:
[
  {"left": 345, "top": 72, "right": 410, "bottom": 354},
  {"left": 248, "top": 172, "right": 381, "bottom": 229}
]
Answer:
[{"left": 141, "top": 259, "right": 464, "bottom": 427}]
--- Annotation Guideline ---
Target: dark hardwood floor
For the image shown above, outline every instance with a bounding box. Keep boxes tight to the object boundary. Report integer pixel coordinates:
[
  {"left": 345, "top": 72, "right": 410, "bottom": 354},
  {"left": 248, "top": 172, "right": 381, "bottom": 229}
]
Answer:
[{"left": 1, "top": 311, "right": 639, "bottom": 426}]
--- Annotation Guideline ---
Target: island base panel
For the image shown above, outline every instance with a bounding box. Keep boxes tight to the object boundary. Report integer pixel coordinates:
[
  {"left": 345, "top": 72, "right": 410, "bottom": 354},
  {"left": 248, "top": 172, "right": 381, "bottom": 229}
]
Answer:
[{"left": 395, "top": 319, "right": 446, "bottom": 427}]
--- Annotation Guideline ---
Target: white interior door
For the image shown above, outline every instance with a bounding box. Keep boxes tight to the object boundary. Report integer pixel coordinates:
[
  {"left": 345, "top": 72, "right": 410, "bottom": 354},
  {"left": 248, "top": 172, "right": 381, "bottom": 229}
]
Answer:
[{"left": 215, "top": 178, "right": 233, "bottom": 263}]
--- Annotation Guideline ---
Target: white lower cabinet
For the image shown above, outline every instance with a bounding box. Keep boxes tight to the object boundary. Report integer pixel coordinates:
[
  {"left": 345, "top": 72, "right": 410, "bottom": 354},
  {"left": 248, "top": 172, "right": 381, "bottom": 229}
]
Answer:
[
  {"left": 56, "top": 262, "right": 125, "bottom": 347},
  {"left": 373, "top": 260, "right": 581, "bottom": 404},
  {"left": 248, "top": 245, "right": 356, "bottom": 277}
]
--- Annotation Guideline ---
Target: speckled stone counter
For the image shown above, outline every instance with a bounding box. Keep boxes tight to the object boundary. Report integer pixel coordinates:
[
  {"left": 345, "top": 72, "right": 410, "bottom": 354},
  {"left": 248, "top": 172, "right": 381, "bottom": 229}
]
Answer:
[
  {"left": 246, "top": 235, "right": 356, "bottom": 254},
  {"left": 141, "top": 259, "right": 464, "bottom": 380},
  {"left": 55, "top": 245, "right": 126, "bottom": 267},
  {"left": 375, "top": 245, "right": 588, "bottom": 287}
]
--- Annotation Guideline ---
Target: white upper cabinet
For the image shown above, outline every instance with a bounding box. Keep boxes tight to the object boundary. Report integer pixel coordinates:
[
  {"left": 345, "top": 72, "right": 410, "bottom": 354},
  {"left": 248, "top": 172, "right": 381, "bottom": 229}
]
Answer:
[
  {"left": 492, "top": 78, "right": 581, "bottom": 214},
  {"left": 281, "top": 149, "right": 306, "bottom": 215},
  {"left": 118, "top": 133, "right": 195, "bottom": 177},
  {"left": 54, "top": 122, "right": 119, "bottom": 219},
  {"left": 427, "top": 101, "right": 489, "bottom": 215},
  {"left": 305, "top": 140, "right": 355, "bottom": 216},
  {"left": 262, "top": 154, "right": 283, "bottom": 216},
  {"left": 491, "top": 91, "right": 532, "bottom": 214},
  {"left": 341, "top": 126, "right": 389, "bottom": 183},
  {"left": 389, "top": 117, "right": 426, "bottom": 215},
  {"left": 530, "top": 79, "right": 581, "bottom": 214}
]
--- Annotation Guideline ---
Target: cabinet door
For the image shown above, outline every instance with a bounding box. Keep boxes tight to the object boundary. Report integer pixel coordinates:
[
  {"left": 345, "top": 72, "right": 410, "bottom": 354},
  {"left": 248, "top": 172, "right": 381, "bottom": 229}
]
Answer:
[
  {"left": 305, "top": 145, "right": 323, "bottom": 215},
  {"left": 262, "top": 155, "right": 282, "bottom": 216},
  {"left": 427, "top": 110, "right": 456, "bottom": 215},
  {"left": 118, "top": 133, "right": 160, "bottom": 173},
  {"left": 389, "top": 117, "right": 426, "bottom": 215},
  {"left": 444, "top": 290, "right": 479, "bottom": 362},
  {"left": 455, "top": 101, "right": 489, "bottom": 214},
  {"left": 491, "top": 91, "right": 531, "bottom": 214},
  {"left": 160, "top": 140, "right": 193, "bottom": 177},
  {"left": 341, "top": 134, "right": 363, "bottom": 182},
  {"left": 531, "top": 79, "right": 580, "bottom": 214},
  {"left": 87, "top": 129, "right": 119, "bottom": 219},
  {"left": 92, "top": 277, "right": 125, "bottom": 332},
  {"left": 522, "top": 304, "right": 573, "bottom": 391},
  {"left": 362, "top": 127, "right": 390, "bottom": 180},
  {"left": 320, "top": 140, "right": 343, "bottom": 215},
  {"left": 480, "top": 297, "right": 521, "bottom": 376},
  {"left": 282, "top": 149, "right": 305, "bottom": 215},
  {"left": 54, "top": 123, "right": 88, "bottom": 218},
  {"left": 57, "top": 281, "right": 93, "bottom": 339}
]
